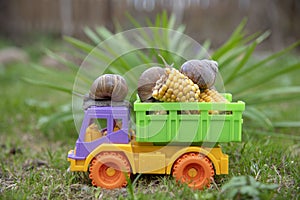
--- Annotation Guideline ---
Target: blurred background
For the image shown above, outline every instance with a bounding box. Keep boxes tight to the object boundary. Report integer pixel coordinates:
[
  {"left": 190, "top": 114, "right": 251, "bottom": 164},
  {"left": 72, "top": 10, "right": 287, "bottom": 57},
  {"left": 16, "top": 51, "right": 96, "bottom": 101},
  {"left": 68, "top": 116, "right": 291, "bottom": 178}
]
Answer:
[
  {"left": 0, "top": 0, "right": 299, "bottom": 133},
  {"left": 1, "top": 1, "right": 300, "bottom": 199},
  {"left": 0, "top": 0, "right": 299, "bottom": 51}
]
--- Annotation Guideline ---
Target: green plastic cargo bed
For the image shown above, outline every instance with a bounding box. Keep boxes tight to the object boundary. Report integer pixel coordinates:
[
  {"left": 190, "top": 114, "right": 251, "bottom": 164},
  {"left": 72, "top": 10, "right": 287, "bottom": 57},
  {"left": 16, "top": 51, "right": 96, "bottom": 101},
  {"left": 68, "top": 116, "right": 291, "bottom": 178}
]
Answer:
[{"left": 133, "top": 94, "right": 245, "bottom": 143}]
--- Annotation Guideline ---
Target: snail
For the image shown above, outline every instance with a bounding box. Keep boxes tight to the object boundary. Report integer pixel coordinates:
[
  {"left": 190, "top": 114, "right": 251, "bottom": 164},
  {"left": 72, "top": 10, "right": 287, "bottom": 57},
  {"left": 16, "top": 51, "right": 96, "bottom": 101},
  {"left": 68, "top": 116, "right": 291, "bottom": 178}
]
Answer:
[
  {"left": 180, "top": 59, "right": 218, "bottom": 89},
  {"left": 137, "top": 66, "right": 166, "bottom": 102},
  {"left": 89, "top": 74, "right": 128, "bottom": 101}
]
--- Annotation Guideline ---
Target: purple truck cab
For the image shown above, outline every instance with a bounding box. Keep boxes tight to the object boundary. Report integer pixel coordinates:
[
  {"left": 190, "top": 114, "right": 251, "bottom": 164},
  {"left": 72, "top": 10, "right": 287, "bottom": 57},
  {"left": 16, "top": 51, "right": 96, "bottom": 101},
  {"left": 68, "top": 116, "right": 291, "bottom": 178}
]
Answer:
[{"left": 68, "top": 105, "right": 130, "bottom": 160}]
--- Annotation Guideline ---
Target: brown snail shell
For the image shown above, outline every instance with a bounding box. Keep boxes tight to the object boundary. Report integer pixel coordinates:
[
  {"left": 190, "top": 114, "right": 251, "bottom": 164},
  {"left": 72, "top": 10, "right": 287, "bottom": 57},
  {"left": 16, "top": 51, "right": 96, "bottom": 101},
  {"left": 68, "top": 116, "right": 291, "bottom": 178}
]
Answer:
[
  {"left": 180, "top": 59, "right": 218, "bottom": 89},
  {"left": 137, "top": 66, "right": 166, "bottom": 102},
  {"left": 89, "top": 74, "right": 128, "bottom": 101}
]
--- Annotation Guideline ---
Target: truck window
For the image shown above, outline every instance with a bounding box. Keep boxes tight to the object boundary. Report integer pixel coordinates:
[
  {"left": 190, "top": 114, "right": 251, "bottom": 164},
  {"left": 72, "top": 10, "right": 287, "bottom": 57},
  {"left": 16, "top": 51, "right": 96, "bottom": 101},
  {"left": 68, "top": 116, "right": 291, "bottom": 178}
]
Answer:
[
  {"left": 92, "top": 118, "right": 107, "bottom": 131},
  {"left": 84, "top": 118, "right": 107, "bottom": 142},
  {"left": 113, "top": 119, "right": 122, "bottom": 132}
]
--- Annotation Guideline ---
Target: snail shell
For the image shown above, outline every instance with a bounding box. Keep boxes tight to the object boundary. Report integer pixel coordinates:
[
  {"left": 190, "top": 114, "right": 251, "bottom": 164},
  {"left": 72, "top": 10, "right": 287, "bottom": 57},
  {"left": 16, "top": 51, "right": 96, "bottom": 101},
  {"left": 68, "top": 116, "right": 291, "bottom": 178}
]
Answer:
[
  {"left": 137, "top": 66, "right": 166, "bottom": 102},
  {"left": 89, "top": 74, "right": 128, "bottom": 101},
  {"left": 180, "top": 59, "right": 218, "bottom": 89}
]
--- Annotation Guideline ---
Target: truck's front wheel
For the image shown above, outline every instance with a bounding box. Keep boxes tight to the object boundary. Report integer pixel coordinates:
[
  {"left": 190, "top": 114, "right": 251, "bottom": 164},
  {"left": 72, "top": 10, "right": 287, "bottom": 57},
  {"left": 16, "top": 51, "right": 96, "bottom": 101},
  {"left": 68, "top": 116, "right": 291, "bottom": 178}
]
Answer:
[
  {"left": 172, "top": 152, "right": 214, "bottom": 189},
  {"left": 89, "top": 152, "right": 131, "bottom": 189}
]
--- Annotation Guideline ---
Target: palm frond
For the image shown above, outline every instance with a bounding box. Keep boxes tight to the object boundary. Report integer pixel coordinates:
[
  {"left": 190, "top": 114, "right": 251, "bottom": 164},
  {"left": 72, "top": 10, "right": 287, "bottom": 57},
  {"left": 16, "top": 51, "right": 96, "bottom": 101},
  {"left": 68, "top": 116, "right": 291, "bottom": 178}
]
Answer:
[{"left": 25, "top": 12, "right": 300, "bottom": 133}]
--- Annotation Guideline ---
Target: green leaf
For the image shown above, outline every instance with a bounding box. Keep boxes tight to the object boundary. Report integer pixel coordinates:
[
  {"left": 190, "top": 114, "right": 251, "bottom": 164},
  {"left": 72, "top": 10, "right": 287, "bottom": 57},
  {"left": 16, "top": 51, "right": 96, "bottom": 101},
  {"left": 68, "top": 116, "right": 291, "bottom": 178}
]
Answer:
[
  {"left": 239, "top": 86, "right": 300, "bottom": 104},
  {"left": 64, "top": 36, "right": 95, "bottom": 53},
  {"left": 212, "top": 18, "right": 247, "bottom": 60},
  {"left": 259, "top": 183, "right": 278, "bottom": 190},
  {"left": 238, "top": 41, "right": 300, "bottom": 76},
  {"left": 273, "top": 121, "right": 300, "bottom": 128},
  {"left": 125, "top": 12, "right": 142, "bottom": 28},
  {"left": 29, "top": 63, "right": 76, "bottom": 84},
  {"left": 145, "top": 17, "right": 154, "bottom": 27},
  {"left": 161, "top": 10, "right": 168, "bottom": 28},
  {"left": 25, "top": 13, "right": 300, "bottom": 132},
  {"left": 113, "top": 19, "right": 123, "bottom": 33},
  {"left": 84, "top": 27, "right": 101, "bottom": 44},
  {"left": 224, "top": 31, "right": 270, "bottom": 84},
  {"left": 240, "top": 185, "right": 260, "bottom": 197},
  {"left": 44, "top": 49, "right": 79, "bottom": 72},
  {"left": 125, "top": 12, "right": 153, "bottom": 45},
  {"left": 37, "top": 109, "right": 75, "bottom": 130},
  {"left": 23, "top": 78, "right": 74, "bottom": 95},
  {"left": 243, "top": 106, "right": 273, "bottom": 129},
  {"left": 232, "top": 62, "right": 300, "bottom": 94},
  {"left": 225, "top": 41, "right": 258, "bottom": 84},
  {"left": 95, "top": 26, "right": 113, "bottom": 40},
  {"left": 218, "top": 46, "right": 247, "bottom": 70},
  {"left": 167, "top": 13, "right": 176, "bottom": 30}
]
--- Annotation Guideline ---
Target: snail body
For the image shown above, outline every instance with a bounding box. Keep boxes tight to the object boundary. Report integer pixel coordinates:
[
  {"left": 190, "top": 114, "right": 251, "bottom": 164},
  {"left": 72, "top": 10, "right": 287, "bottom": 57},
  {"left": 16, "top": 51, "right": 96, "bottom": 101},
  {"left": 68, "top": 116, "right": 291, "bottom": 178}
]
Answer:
[
  {"left": 89, "top": 74, "right": 128, "bottom": 101},
  {"left": 180, "top": 59, "right": 218, "bottom": 89},
  {"left": 137, "top": 66, "right": 166, "bottom": 102}
]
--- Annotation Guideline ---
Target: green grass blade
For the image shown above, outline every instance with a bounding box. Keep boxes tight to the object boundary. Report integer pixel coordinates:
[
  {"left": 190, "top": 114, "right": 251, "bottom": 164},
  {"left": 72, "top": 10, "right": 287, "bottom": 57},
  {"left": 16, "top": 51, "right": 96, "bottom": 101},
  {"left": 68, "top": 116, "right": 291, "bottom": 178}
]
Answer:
[{"left": 246, "top": 129, "right": 300, "bottom": 140}]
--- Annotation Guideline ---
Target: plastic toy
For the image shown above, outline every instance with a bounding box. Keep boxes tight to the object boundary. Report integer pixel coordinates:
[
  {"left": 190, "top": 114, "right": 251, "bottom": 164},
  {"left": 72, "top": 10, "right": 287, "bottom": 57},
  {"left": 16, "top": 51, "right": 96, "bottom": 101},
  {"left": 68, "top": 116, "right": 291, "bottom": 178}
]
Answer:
[{"left": 68, "top": 92, "right": 245, "bottom": 189}]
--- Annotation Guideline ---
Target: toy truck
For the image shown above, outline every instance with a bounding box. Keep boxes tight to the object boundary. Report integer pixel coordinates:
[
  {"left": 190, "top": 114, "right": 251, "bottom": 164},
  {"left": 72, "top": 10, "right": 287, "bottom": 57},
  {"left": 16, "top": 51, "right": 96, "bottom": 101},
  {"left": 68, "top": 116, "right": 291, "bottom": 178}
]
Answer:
[{"left": 67, "top": 94, "right": 245, "bottom": 189}]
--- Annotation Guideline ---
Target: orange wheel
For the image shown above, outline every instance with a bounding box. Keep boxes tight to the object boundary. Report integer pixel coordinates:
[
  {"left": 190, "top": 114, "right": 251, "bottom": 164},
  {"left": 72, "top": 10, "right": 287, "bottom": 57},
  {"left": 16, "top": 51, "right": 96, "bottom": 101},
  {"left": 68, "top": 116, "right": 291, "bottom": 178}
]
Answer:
[
  {"left": 89, "top": 152, "right": 131, "bottom": 189},
  {"left": 172, "top": 152, "right": 214, "bottom": 189}
]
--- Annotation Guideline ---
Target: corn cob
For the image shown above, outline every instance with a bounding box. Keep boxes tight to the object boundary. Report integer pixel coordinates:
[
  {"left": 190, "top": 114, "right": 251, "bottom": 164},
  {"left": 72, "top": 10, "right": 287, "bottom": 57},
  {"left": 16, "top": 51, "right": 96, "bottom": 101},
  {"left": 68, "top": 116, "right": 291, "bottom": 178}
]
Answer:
[
  {"left": 152, "top": 67, "right": 201, "bottom": 102},
  {"left": 199, "top": 89, "right": 228, "bottom": 103}
]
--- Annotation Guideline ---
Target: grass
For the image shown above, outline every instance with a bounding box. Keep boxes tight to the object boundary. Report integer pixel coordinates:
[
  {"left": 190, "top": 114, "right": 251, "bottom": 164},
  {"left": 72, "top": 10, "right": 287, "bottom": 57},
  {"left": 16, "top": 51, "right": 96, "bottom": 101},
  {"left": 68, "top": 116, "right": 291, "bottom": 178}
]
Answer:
[{"left": 0, "top": 37, "right": 299, "bottom": 199}]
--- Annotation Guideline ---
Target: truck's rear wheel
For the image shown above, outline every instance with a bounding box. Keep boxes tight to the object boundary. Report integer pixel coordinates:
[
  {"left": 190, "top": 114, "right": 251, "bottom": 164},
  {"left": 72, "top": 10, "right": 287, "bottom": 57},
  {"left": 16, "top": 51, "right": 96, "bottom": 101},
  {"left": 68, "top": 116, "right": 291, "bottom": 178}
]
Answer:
[
  {"left": 172, "top": 152, "right": 214, "bottom": 189},
  {"left": 89, "top": 152, "right": 131, "bottom": 189}
]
